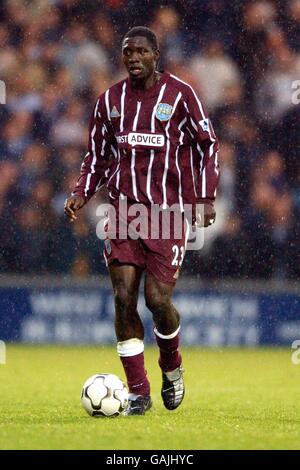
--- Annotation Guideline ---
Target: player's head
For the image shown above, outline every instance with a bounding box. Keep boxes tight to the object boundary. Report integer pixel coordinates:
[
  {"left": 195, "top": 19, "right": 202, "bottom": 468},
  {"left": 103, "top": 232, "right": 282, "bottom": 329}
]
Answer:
[{"left": 122, "top": 27, "right": 160, "bottom": 82}]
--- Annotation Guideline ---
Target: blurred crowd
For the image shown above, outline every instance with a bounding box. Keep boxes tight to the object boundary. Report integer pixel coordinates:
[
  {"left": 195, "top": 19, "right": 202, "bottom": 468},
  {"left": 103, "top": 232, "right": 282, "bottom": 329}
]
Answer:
[{"left": 0, "top": 0, "right": 300, "bottom": 280}]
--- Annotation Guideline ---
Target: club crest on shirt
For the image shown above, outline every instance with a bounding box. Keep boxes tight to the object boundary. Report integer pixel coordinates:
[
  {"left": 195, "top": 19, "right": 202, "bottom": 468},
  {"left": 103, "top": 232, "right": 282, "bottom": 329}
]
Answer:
[
  {"left": 155, "top": 103, "right": 173, "bottom": 121},
  {"left": 110, "top": 105, "right": 120, "bottom": 118},
  {"left": 199, "top": 119, "right": 209, "bottom": 132}
]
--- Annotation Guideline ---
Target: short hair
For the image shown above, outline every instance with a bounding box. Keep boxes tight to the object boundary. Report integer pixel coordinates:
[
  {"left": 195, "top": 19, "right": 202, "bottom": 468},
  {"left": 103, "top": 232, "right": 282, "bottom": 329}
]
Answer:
[{"left": 122, "top": 26, "right": 159, "bottom": 51}]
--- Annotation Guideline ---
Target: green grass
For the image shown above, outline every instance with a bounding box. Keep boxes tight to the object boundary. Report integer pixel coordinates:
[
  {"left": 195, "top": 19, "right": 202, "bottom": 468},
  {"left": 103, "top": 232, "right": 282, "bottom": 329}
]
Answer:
[{"left": 0, "top": 346, "right": 299, "bottom": 450}]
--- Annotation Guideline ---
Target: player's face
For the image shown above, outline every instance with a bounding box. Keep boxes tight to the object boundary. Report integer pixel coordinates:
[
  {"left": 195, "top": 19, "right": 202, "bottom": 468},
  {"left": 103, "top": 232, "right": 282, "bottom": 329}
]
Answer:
[{"left": 122, "top": 36, "right": 159, "bottom": 82}]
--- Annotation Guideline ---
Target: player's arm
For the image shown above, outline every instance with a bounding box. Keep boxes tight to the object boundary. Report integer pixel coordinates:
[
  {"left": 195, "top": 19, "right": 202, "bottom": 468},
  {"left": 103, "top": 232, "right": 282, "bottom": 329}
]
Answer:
[
  {"left": 185, "top": 87, "right": 220, "bottom": 227},
  {"left": 64, "top": 97, "right": 112, "bottom": 222}
]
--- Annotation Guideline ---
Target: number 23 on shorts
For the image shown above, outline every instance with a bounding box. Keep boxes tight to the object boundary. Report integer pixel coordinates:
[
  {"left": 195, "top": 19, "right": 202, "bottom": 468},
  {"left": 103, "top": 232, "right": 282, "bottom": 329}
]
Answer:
[{"left": 171, "top": 245, "right": 185, "bottom": 267}]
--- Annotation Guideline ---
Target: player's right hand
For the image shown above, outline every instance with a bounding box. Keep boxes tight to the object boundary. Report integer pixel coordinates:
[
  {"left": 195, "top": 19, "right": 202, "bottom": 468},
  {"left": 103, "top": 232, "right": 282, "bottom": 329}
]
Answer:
[
  {"left": 193, "top": 202, "right": 216, "bottom": 228},
  {"left": 64, "top": 195, "right": 85, "bottom": 222}
]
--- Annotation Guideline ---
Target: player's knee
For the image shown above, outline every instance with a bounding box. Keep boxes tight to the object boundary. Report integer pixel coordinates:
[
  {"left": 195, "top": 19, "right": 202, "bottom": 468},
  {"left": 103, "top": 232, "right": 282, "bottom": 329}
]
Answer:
[
  {"left": 145, "top": 293, "right": 170, "bottom": 315},
  {"left": 114, "top": 286, "right": 138, "bottom": 313}
]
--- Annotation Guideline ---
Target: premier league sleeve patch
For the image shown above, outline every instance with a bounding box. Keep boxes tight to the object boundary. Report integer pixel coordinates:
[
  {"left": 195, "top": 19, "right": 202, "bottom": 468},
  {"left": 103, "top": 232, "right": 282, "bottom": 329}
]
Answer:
[
  {"left": 199, "top": 119, "right": 210, "bottom": 132},
  {"left": 156, "top": 103, "right": 173, "bottom": 121}
]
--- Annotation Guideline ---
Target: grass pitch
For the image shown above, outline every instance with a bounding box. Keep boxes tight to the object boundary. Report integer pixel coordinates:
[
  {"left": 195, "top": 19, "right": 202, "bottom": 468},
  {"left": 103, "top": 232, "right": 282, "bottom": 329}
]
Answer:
[{"left": 0, "top": 346, "right": 299, "bottom": 450}]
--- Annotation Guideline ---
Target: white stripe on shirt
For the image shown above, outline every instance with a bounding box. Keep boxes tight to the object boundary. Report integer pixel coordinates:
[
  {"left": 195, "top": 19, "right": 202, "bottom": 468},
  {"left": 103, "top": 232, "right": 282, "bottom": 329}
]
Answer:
[
  {"left": 202, "top": 167, "right": 206, "bottom": 198},
  {"left": 84, "top": 173, "right": 91, "bottom": 198},
  {"left": 207, "top": 120, "right": 216, "bottom": 158},
  {"left": 175, "top": 117, "right": 186, "bottom": 212},
  {"left": 162, "top": 91, "right": 182, "bottom": 209},
  {"left": 131, "top": 101, "right": 142, "bottom": 201},
  {"left": 114, "top": 82, "right": 127, "bottom": 190},
  {"left": 120, "top": 82, "right": 126, "bottom": 132},
  {"left": 90, "top": 125, "right": 97, "bottom": 173},
  {"left": 85, "top": 98, "right": 101, "bottom": 197},
  {"left": 107, "top": 145, "right": 119, "bottom": 187},
  {"left": 147, "top": 83, "right": 166, "bottom": 204},
  {"left": 214, "top": 151, "right": 219, "bottom": 176},
  {"left": 105, "top": 89, "right": 110, "bottom": 119},
  {"left": 100, "top": 125, "right": 106, "bottom": 157},
  {"left": 190, "top": 147, "right": 197, "bottom": 198},
  {"left": 183, "top": 91, "right": 217, "bottom": 190},
  {"left": 171, "top": 74, "right": 206, "bottom": 119},
  {"left": 94, "top": 98, "right": 100, "bottom": 118},
  {"left": 116, "top": 148, "right": 121, "bottom": 189}
]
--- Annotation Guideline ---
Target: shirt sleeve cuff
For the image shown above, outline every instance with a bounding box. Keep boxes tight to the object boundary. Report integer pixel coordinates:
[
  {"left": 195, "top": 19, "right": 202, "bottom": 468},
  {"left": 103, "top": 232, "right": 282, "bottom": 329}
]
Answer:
[{"left": 71, "top": 191, "right": 88, "bottom": 202}]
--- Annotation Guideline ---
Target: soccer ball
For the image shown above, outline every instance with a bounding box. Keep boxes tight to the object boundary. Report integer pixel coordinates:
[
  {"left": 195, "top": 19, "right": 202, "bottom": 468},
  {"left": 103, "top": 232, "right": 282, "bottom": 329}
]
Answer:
[{"left": 81, "top": 373, "right": 128, "bottom": 417}]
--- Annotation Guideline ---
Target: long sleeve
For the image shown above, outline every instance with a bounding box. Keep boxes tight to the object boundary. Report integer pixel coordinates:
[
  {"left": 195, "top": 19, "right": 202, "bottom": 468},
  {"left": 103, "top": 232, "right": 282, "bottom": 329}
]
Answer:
[
  {"left": 72, "top": 97, "right": 113, "bottom": 202},
  {"left": 185, "top": 87, "right": 220, "bottom": 203}
]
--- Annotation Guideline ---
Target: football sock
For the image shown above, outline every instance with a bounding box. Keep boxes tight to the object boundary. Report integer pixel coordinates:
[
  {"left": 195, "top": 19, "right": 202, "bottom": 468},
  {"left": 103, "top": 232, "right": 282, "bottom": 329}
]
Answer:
[
  {"left": 117, "top": 338, "right": 150, "bottom": 396},
  {"left": 154, "top": 325, "right": 182, "bottom": 373},
  {"left": 154, "top": 326, "right": 181, "bottom": 372}
]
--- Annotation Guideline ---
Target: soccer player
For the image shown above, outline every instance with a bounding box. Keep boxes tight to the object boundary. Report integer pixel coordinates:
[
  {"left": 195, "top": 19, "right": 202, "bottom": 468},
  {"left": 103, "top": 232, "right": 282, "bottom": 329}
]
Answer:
[{"left": 64, "top": 27, "right": 219, "bottom": 415}]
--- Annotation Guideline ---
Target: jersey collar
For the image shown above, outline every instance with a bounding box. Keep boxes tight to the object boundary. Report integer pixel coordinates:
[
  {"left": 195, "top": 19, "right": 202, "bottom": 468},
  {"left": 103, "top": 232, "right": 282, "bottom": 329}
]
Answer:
[{"left": 126, "top": 72, "right": 169, "bottom": 99}]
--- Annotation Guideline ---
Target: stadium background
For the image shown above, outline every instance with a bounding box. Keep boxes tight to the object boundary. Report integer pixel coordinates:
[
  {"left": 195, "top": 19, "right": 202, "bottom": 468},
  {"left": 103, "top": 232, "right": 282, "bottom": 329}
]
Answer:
[{"left": 0, "top": 0, "right": 300, "bottom": 346}]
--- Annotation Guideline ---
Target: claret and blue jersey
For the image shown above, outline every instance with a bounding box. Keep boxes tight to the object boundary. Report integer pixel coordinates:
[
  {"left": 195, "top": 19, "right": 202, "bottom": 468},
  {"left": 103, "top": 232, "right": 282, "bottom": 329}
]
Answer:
[{"left": 73, "top": 72, "right": 219, "bottom": 211}]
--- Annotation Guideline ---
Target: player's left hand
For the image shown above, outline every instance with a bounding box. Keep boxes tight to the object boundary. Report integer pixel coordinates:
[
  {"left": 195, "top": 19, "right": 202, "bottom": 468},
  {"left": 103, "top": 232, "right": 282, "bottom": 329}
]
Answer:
[
  {"left": 193, "top": 202, "right": 216, "bottom": 228},
  {"left": 64, "top": 195, "right": 86, "bottom": 222},
  {"left": 203, "top": 202, "right": 216, "bottom": 227}
]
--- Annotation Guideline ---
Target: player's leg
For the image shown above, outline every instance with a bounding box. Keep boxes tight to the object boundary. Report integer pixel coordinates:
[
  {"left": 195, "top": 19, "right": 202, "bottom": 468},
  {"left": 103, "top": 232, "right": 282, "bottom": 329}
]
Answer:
[
  {"left": 144, "top": 273, "right": 184, "bottom": 410},
  {"left": 109, "top": 262, "right": 152, "bottom": 415},
  {"left": 110, "top": 262, "right": 144, "bottom": 341}
]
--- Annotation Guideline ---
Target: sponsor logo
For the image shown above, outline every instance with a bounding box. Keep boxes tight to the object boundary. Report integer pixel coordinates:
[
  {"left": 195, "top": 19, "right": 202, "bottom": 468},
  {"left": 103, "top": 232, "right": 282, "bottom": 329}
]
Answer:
[
  {"left": 129, "top": 132, "right": 165, "bottom": 147},
  {"left": 116, "top": 135, "right": 128, "bottom": 144},
  {"left": 116, "top": 133, "right": 165, "bottom": 147},
  {"left": 199, "top": 119, "right": 209, "bottom": 132},
  {"left": 156, "top": 103, "right": 173, "bottom": 121},
  {"left": 110, "top": 105, "right": 120, "bottom": 118}
]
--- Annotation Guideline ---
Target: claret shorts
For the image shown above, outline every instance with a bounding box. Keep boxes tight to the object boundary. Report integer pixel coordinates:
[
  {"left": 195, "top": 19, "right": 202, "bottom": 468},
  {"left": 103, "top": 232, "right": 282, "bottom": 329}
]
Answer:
[{"left": 103, "top": 199, "right": 189, "bottom": 285}]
